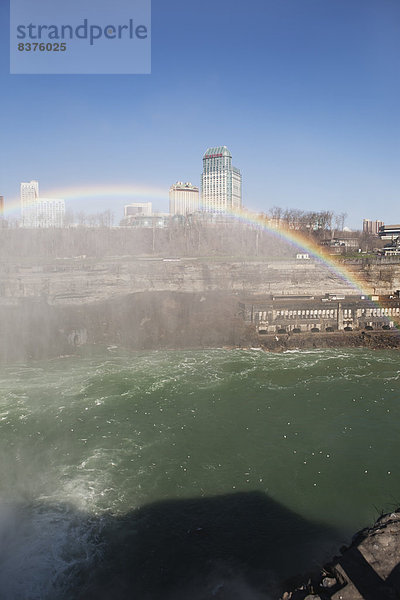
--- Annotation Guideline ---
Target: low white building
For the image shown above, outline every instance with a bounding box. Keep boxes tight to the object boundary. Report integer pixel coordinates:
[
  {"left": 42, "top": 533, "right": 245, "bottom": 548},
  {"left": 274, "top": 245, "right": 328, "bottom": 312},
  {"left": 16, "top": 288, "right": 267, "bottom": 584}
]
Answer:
[{"left": 124, "top": 202, "right": 152, "bottom": 217}]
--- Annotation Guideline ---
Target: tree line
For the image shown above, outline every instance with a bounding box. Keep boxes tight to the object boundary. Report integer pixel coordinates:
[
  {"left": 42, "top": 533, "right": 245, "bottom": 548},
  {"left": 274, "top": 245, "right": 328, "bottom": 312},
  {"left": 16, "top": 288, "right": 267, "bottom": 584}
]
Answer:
[{"left": 258, "top": 207, "right": 348, "bottom": 234}]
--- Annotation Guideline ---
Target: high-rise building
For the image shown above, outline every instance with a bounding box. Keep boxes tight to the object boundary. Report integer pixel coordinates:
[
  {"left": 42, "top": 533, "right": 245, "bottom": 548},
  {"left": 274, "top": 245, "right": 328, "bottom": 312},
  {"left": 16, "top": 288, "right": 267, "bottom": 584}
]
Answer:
[
  {"left": 21, "top": 180, "right": 39, "bottom": 225},
  {"left": 201, "top": 146, "right": 242, "bottom": 213},
  {"left": 23, "top": 199, "right": 65, "bottom": 228},
  {"left": 21, "top": 180, "right": 39, "bottom": 203},
  {"left": 0, "top": 196, "right": 4, "bottom": 218},
  {"left": 363, "top": 219, "right": 372, "bottom": 233},
  {"left": 363, "top": 219, "right": 384, "bottom": 235},
  {"left": 169, "top": 182, "right": 199, "bottom": 216},
  {"left": 21, "top": 181, "right": 64, "bottom": 227}
]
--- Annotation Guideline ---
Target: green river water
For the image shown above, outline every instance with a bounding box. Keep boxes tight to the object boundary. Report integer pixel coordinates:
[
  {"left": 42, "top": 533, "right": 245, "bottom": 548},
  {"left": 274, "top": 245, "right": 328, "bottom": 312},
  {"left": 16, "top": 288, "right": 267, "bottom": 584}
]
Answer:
[{"left": 0, "top": 347, "right": 399, "bottom": 599}]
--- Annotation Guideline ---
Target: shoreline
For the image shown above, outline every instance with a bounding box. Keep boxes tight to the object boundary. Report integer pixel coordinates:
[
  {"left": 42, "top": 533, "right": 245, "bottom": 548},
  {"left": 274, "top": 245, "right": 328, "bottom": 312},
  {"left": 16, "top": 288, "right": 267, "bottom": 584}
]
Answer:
[{"left": 242, "top": 330, "right": 400, "bottom": 353}]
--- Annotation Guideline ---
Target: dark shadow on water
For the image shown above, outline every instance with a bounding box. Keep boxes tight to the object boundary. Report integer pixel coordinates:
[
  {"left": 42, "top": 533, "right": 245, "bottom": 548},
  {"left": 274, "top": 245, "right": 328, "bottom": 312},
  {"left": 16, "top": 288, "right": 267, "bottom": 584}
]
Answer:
[
  {"left": 76, "top": 491, "right": 342, "bottom": 600},
  {"left": 4, "top": 493, "right": 400, "bottom": 599}
]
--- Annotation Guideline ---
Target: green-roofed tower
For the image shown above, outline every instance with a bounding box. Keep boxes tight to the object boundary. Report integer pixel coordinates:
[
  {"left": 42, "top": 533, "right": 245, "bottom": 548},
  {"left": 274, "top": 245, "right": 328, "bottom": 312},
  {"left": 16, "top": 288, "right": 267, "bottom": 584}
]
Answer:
[{"left": 201, "top": 146, "right": 242, "bottom": 213}]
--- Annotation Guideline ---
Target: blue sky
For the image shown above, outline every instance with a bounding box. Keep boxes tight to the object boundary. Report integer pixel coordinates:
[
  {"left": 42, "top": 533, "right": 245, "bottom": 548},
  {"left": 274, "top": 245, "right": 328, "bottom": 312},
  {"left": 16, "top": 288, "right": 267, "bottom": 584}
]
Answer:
[{"left": 1, "top": 0, "right": 399, "bottom": 228}]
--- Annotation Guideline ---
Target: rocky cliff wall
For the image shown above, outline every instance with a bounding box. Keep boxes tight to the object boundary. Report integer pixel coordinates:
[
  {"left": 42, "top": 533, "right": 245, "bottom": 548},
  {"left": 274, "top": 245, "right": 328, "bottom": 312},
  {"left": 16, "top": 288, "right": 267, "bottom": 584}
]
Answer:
[
  {"left": 2, "top": 257, "right": 399, "bottom": 306},
  {"left": 346, "top": 260, "right": 400, "bottom": 295},
  {"left": 0, "top": 291, "right": 248, "bottom": 362},
  {"left": 1, "top": 227, "right": 399, "bottom": 304},
  {"left": 1, "top": 227, "right": 400, "bottom": 361}
]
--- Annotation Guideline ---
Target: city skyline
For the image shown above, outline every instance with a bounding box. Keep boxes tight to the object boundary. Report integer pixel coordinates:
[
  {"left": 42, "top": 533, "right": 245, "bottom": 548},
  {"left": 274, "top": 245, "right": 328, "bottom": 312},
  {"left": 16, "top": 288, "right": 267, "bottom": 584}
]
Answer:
[
  {"left": 3, "top": 158, "right": 394, "bottom": 231},
  {"left": 1, "top": 0, "right": 400, "bottom": 228}
]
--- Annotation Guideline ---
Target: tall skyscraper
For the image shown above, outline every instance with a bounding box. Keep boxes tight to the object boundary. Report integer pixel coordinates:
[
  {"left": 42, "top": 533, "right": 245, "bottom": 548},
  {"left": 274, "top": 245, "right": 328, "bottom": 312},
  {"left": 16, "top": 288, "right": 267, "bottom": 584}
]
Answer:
[
  {"left": 0, "top": 196, "right": 4, "bottom": 219},
  {"left": 21, "top": 181, "right": 64, "bottom": 227},
  {"left": 21, "top": 180, "right": 39, "bottom": 227},
  {"left": 201, "top": 146, "right": 242, "bottom": 213},
  {"left": 21, "top": 180, "right": 39, "bottom": 225},
  {"left": 21, "top": 180, "right": 39, "bottom": 203},
  {"left": 169, "top": 182, "right": 199, "bottom": 216}
]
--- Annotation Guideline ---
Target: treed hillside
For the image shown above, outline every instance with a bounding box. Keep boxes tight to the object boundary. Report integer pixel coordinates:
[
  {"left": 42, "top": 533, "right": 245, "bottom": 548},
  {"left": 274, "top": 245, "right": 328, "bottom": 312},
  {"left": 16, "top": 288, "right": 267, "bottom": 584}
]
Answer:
[{"left": 0, "top": 223, "right": 296, "bottom": 261}]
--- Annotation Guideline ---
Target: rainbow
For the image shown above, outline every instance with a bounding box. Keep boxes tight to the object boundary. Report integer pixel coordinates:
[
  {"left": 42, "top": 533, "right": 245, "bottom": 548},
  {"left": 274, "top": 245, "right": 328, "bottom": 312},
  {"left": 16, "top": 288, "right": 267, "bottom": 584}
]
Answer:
[
  {"left": 231, "top": 208, "right": 400, "bottom": 330},
  {"left": 4, "top": 183, "right": 168, "bottom": 215},
  {"left": 231, "top": 208, "right": 370, "bottom": 294},
  {"left": 3, "top": 183, "right": 399, "bottom": 329}
]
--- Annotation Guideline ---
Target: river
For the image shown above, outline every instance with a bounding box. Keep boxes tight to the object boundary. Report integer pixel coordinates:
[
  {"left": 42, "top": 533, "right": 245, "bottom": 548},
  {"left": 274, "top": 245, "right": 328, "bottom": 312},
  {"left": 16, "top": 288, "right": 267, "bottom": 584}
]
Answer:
[{"left": 0, "top": 347, "right": 399, "bottom": 599}]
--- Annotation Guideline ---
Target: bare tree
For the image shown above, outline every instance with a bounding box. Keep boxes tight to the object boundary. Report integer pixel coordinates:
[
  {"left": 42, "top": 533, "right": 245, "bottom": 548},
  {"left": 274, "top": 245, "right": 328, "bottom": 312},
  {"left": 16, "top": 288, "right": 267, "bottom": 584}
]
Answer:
[
  {"left": 269, "top": 206, "right": 283, "bottom": 226},
  {"left": 334, "top": 212, "right": 347, "bottom": 231},
  {"left": 76, "top": 211, "right": 87, "bottom": 227},
  {"left": 339, "top": 212, "right": 348, "bottom": 231},
  {"left": 63, "top": 208, "right": 75, "bottom": 228},
  {"left": 319, "top": 211, "right": 333, "bottom": 232}
]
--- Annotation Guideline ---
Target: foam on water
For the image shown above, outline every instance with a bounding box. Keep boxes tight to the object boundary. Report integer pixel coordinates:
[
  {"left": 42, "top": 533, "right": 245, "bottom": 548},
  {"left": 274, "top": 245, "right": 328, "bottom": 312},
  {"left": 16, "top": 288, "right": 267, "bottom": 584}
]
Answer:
[
  {"left": 0, "top": 347, "right": 399, "bottom": 598},
  {"left": 0, "top": 500, "right": 101, "bottom": 600}
]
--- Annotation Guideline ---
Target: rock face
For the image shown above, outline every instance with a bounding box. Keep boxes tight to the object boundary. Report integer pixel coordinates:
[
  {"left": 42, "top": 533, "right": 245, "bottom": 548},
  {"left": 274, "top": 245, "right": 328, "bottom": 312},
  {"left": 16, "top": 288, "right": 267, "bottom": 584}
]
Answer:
[
  {"left": 281, "top": 510, "right": 400, "bottom": 600},
  {"left": 330, "top": 512, "right": 400, "bottom": 600},
  {"left": 1, "top": 228, "right": 400, "bottom": 303},
  {"left": 0, "top": 291, "right": 249, "bottom": 362},
  {"left": 347, "top": 258, "right": 400, "bottom": 296},
  {"left": 0, "top": 228, "right": 399, "bottom": 361},
  {"left": 0, "top": 257, "right": 377, "bottom": 303}
]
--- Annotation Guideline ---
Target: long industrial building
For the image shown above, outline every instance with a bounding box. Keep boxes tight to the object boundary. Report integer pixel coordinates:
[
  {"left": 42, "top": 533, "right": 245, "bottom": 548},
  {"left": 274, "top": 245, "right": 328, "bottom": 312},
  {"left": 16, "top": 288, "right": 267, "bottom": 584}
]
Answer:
[{"left": 239, "top": 293, "right": 400, "bottom": 334}]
